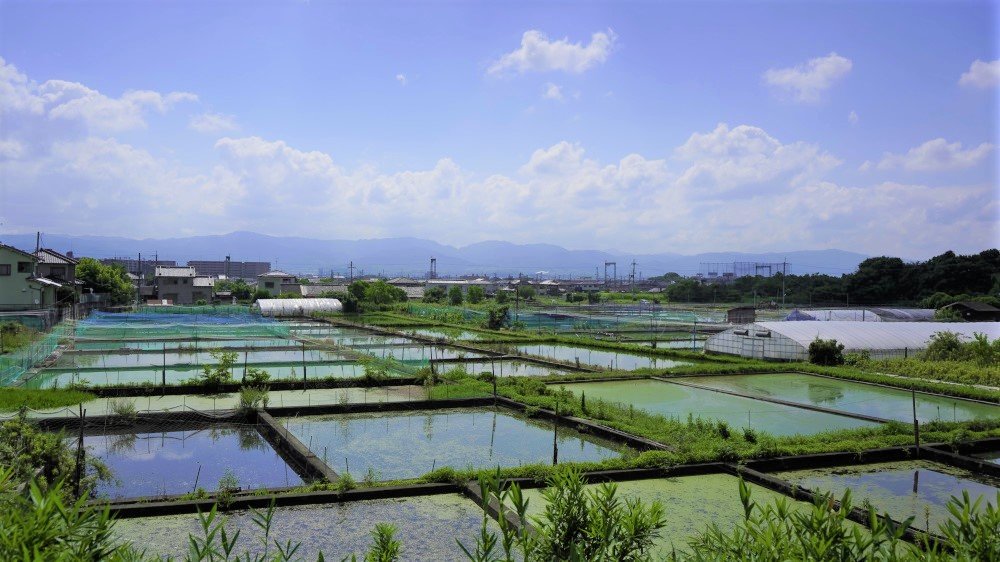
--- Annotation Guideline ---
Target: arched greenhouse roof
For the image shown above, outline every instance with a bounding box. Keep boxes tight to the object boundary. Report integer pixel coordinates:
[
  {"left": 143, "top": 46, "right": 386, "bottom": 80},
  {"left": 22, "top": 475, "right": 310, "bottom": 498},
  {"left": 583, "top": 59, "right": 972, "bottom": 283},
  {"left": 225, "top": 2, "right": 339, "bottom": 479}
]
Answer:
[
  {"left": 752, "top": 321, "right": 999, "bottom": 351},
  {"left": 252, "top": 298, "right": 343, "bottom": 317}
]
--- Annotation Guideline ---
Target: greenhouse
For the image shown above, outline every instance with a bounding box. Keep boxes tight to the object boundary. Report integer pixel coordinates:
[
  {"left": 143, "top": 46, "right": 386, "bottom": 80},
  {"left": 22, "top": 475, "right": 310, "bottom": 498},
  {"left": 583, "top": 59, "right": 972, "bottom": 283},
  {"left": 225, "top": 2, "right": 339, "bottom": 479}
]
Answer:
[
  {"left": 784, "top": 308, "right": 935, "bottom": 322},
  {"left": 252, "top": 298, "right": 343, "bottom": 317},
  {"left": 705, "top": 321, "right": 1000, "bottom": 361}
]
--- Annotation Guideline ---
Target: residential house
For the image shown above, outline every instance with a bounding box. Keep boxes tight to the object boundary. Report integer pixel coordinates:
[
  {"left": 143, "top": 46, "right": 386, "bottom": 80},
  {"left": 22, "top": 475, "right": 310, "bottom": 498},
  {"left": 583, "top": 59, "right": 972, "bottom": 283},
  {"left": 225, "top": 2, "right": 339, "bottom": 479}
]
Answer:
[
  {"left": 34, "top": 248, "right": 81, "bottom": 301},
  {"left": 257, "top": 271, "right": 298, "bottom": 297},
  {"left": 153, "top": 266, "right": 211, "bottom": 305},
  {"left": 0, "top": 243, "right": 60, "bottom": 309}
]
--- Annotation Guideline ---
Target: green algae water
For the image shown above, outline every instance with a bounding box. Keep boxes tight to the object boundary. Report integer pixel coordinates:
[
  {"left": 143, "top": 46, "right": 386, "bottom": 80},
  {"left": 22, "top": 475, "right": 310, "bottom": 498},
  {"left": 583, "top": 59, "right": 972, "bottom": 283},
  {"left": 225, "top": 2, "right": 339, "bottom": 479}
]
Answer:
[
  {"left": 778, "top": 460, "right": 1000, "bottom": 531},
  {"left": 405, "top": 327, "right": 486, "bottom": 341},
  {"left": 55, "top": 348, "right": 349, "bottom": 369},
  {"left": 558, "top": 379, "right": 877, "bottom": 436},
  {"left": 678, "top": 373, "right": 1000, "bottom": 423},
  {"left": 84, "top": 425, "right": 300, "bottom": 499},
  {"left": 112, "top": 493, "right": 496, "bottom": 561},
  {"left": 511, "top": 343, "right": 692, "bottom": 370},
  {"left": 516, "top": 473, "right": 805, "bottom": 554},
  {"left": 73, "top": 337, "right": 302, "bottom": 352},
  {"left": 444, "top": 359, "right": 571, "bottom": 377},
  {"left": 28, "top": 361, "right": 383, "bottom": 389},
  {"left": 283, "top": 407, "right": 626, "bottom": 479}
]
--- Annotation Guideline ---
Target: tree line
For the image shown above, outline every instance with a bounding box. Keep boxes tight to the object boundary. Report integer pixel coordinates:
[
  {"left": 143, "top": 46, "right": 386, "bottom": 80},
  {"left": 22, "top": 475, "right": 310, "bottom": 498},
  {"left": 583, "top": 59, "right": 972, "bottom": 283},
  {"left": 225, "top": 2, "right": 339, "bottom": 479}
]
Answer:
[{"left": 649, "top": 249, "right": 999, "bottom": 307}]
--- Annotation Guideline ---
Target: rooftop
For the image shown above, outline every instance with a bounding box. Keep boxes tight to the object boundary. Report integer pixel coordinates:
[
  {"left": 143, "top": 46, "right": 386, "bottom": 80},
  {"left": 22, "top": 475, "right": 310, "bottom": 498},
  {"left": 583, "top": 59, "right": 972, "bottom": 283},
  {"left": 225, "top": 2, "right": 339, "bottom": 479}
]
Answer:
[
  {"left": 155, "top": 266, "right": 197, "bottom": 278},
  {"left": 35, "top": 248, "right": 78, "bottom": 265},
  {"left": 258, "top": 270, "right": 294, "bottom": 278}
]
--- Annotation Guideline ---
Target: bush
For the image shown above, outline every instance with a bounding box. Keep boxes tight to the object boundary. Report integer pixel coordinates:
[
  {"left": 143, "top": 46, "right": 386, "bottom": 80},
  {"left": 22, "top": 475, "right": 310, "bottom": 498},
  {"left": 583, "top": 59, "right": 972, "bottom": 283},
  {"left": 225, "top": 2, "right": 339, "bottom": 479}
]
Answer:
[
  {"left": 448, "top": 286, "right": 464, "bottom": 305},
  {"left": 467, "top": 285, "right": 485, "bottom": 304},
  {"left": 495, "top": 290, "right": 511, "bottom": 304},
  {"left": 423, "top": 286, "right": 446, "bottom": 303},
  {"left": 244, "top": 367, "right": 270, "bottom": 384},
  {"left": 924, "top": 331, "right": 966, "bottom": 361},
  {"left": 808, "top": 338, "right": 845, "bottom": 366},
  {"left": 483, "top": 305, "right": 510, "bottom": 330},
  {"left": 199, "top": 350, "right": 237, "bottom": 388}
]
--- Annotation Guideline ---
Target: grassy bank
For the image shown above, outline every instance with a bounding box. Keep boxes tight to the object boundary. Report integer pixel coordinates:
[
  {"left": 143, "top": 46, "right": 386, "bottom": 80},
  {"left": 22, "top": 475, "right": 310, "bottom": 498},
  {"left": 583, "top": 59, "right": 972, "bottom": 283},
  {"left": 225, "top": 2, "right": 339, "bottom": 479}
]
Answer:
[{"left": 0, "top": 388, "right": 95, "bottom": 412}]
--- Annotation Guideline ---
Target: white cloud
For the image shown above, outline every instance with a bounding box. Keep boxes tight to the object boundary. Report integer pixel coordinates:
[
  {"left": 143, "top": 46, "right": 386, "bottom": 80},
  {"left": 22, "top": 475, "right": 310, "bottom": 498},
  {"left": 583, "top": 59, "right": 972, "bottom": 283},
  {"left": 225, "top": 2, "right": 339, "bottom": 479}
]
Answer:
[
  {"left": 395, "top": 73, "right": 408, "bottom": 86},
  {"left": 959, "top": 59, "right": 999, "bottom": 89},
  {"left": 0, "top": 139, "right": 25, "bottom": 159},
  {"left": 848, "top": 110, "right": 859, "bottom": 125},
  {"left": 487, "top": 29, "right": 616, "bottom": 76},
  {"left": 0, "top": 56, "right": 197, "bottom": 133},
  {"left": 877, "top": 138, "right": 995, "bottom": 171},
  {"left": 673, "top": 123, "right": 841, "bottom": 193},
  {"left": 763, "top": 52, "right": 852, "bottom": 102},
  {"left": 542, "top": 83, "right": 563, "bottom": 101},
  {"left": 189, "top": 112, "right": 238, "bottom": 133}
]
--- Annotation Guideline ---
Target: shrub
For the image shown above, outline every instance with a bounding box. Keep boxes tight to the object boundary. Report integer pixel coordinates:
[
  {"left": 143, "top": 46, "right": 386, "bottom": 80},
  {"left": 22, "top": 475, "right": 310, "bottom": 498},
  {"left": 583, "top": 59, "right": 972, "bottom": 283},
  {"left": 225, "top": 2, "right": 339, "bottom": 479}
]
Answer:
[
  {"left": 808, "top": 337, "right": 844, "bottom": 366},
  {"left": 467, "top": 285, "right": 485, "bottom": 304},
  {"left": 423, "top": 286, "right": 446, "bottom": 303},
  {"left": 244, "top": 367, "right": 270, "bottom": 384},
  {"left": 924, "top": 331, "right": 966, "bottom": 361},
  {"left": 495, "top": 291, "right": 510, "bottom": 304},
  {"left": 483, "top": 305, "right": 510, "bottom": 330},
  {"left": 107, "top": 398, "right": 137, "bottom": 422},
  {"left": 199, "top": 350, "right": 237, "bottom": 388},
  {"left": 448, "top": 286, "right": 464, "bottom": 305}
]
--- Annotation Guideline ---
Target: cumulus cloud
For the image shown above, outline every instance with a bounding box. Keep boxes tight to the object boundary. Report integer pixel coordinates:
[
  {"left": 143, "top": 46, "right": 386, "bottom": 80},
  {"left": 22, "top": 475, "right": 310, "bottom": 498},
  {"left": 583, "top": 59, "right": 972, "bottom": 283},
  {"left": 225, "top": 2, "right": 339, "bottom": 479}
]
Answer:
[
  {"left": 189, "top": 112, "right": 238, "bottom": 133},
  {"left": 0, "top": 56, "right": 197, "bottom": 133},
  {"left": 673, "top": 123, "right": 841, "bottom": 193},
  {"left": 542, "top": 83, "right": 564, "bottom": 101},
  {"left": 487, "top": 29, "right": 616, "bottom": 76},
  {"left": 395, "top": 73, "right": 408, "bottom": 86},
  {"left": 876, "top": 138, "right": 995, "bottom": 171},
  {"left": 959, "top": 59, "right": 999, "bottom": 89},
  {"left": 763, "top": 53, "right": 852, "bottom": 102}
]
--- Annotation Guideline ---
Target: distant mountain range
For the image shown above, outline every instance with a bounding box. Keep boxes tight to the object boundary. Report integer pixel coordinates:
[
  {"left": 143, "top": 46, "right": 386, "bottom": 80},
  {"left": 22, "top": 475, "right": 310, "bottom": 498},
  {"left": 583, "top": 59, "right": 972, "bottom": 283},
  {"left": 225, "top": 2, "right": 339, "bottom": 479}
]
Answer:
[{"left": 1, "top": 231, "right": 868, "bottom": 278}]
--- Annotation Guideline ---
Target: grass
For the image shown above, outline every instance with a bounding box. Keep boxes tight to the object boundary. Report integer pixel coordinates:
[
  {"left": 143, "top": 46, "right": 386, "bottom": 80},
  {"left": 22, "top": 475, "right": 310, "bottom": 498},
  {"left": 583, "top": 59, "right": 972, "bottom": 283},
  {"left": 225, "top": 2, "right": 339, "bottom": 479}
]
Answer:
[
  {"left": 0, "top": 388, "right": 95, "bottom": 412},
  {"left": 0, "top": 322, "right": 40, "bottom": 355}
]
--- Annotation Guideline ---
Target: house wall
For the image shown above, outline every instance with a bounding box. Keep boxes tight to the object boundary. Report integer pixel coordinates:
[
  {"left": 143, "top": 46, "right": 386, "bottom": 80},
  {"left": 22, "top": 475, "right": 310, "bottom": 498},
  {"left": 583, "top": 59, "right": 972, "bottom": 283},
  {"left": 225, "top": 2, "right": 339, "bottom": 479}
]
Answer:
[
  {"left": 0, "top": 247, "right": 39, "bottom": 307},
  {"left": 155, "top": 276, "right": 203, "bottom": 304}
]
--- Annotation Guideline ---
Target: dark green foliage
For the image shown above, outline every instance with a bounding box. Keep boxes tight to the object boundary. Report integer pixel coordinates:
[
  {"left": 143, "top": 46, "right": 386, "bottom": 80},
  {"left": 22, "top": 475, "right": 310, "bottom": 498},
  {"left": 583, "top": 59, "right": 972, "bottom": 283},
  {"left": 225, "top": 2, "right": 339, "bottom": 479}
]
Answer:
[
  {"left": 449, "top": 286, "right": 464, "bottom": 305},
  {"left": 0, "top": 387, "right": 94, "bottom": 412},
  {"left": 495, "top": 291, "right": 510, "bottom": 304},
  {"left": 516, "top": 285, "right": 536, "bottom": 300},
  {"left": 467, "top": 285, "right": 485, "bottom": 304},
  {"left": 484, "top": 305, "right": 510, "bottom": 330},
  {"left": 75, "top": 257, "right": 135, "bottom": 305},
  {"left": 459, "top": 467, "right": 666, "bottom": 561},
  {"left": 364, "top": 280, "right": 407, "bottom": 306},
  {"left": 348, "top": 280, "right": 370, "bottom": 301},
  {"left": 215, "top": 278, "right": 254, "bottom": 300},
  {"left": 199, "top": 350, "right": 237, "bottom": 388},
  {"left": 808, "top": 338, "right": 845, "bottom": 366},
  {"left": 423, "top": 286, "right": 447, "bottom": 303}
]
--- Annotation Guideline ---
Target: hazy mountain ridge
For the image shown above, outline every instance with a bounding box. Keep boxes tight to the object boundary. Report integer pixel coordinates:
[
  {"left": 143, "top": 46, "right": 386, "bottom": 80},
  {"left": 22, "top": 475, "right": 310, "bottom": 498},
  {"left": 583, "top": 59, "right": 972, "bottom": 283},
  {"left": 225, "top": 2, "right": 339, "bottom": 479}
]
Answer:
[{"left": 1, "top": 231, "right": 869, "bottom": 277}]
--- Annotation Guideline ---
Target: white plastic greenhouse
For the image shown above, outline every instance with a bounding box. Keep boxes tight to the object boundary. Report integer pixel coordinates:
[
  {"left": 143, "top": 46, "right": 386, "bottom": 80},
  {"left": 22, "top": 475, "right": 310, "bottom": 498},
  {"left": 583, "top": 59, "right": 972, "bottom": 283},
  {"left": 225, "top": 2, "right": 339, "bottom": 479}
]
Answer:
[
  {"left": 785, "top": 308, "right": 935, "bottom": 322},
  {"left": 705, "top": 321, "right": 1000, "bottom": 361},
  {"left": 252, "top": 298, "right": 343, "bottom": 317}
]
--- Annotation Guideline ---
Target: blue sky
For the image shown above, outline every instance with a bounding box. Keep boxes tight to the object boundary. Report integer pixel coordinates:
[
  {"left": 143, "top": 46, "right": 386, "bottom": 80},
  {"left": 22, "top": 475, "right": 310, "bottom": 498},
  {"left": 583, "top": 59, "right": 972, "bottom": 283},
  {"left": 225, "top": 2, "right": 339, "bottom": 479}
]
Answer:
[{"left": 0, "top": 0, "right": 997, "bottom": 258}]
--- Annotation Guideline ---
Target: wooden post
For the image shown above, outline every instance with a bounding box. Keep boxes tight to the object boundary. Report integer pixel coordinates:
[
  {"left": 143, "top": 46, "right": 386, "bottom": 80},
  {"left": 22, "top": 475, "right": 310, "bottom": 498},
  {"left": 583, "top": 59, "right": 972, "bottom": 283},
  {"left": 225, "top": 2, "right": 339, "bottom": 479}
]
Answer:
[
  {"left": 301, "top": 342, "right": 307, "bottom": 389},
  {"left": 912, "top": 388, "right": 920, "bottom": 454},
  {"left": 552, "top": 396, "right": 559, "bottom": 465},
  {"left": 74, "top": 405, "right": 85, "bottom": 498}
]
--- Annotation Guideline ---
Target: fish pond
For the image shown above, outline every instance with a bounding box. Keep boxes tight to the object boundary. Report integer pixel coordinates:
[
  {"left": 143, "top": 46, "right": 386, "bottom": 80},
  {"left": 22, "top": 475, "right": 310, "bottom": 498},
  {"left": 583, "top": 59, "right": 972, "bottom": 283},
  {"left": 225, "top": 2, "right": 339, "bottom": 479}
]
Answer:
[
  {"left": 441, "top": 359, "right": 572, "bottom": 377},
  {"left": 113, "top": 493, "right": 496, "bottom": 561},
  {"left": 777, "top": 460, "right": 1000, "bottom": 531},
  {"left": 516, "top": 473, "right": 809, "bottom": 555},
  {"left": 282, "top": 407, "right": 627, "bottom": 479},
  {"left": 509, "top": 343, "right": 692, "bottom": 370},
  {"left": 556, "top": 379, "right": 878, "bottom": 436},
  {"left": 28, "top": 361, "right": 392, "bottom": 389},
  {"left": 677, "top": 373, "right": 1000, "bottom": 424},
  {"left": 83, "top": 425, "right": 301, "bottom": 499}
]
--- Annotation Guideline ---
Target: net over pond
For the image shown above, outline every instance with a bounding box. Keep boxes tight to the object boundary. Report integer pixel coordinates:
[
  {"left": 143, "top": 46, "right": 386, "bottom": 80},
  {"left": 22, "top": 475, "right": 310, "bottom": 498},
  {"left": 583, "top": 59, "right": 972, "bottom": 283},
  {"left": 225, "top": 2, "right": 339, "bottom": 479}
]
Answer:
[
  {"left": 678, "top": 373, "right": 1000, "bottom": 424},
  {"left": 510, "top": 343, "right": 692, "bottom": 370},
  {"left": 558, "top": 380, "right": 878, "bottom": 436},
  {"left": 777, "top": 460, "right": 1000, "bottom": 531},
  {"left": 82, "top": 425, "right": 301, "bottom": 499},
  {"left": 113, "top": 493, "right": 495, "bottom": 561},
  {"left": 282, "top": 407, "right": 627, "bottom": 479},
  {"left": 440, "top": 359, "right": 572, "bottom": 377}
]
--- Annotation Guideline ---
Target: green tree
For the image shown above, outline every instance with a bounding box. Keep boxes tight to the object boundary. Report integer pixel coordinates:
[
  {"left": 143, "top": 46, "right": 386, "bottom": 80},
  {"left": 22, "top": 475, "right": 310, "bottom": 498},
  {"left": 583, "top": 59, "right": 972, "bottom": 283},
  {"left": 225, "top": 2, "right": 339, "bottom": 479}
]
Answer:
[
  {"left": 483, "top": 305, "right": 510, "bottom": 330},
  {"left": 423, "top": 286, "right": 446, "bottom": 303},
  {"left": 75, "top": 258, "right": 134, "bottom": 306},
  {"left": 495, "top": 290, "right": 510, "bottom": 304},
  {"left": 448, "top": 286, "right": 464, "bottom": 305},
  {"left": 467, "top": 285, "right": 485, "bottom": 304},
  {"left": 516, "top": 285, "right": 536, "bottom": 300},
  {"left": 364, "top": 280, "right": 406, "bottom": 305}
]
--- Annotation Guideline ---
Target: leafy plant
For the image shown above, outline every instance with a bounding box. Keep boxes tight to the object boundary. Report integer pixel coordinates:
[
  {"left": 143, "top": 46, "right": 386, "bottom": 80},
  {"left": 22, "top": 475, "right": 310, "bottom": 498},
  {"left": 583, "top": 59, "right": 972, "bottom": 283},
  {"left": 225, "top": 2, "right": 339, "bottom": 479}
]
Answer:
[
  {"left": 199, "top": 350, "right": 238, "bottom": 388},
  {"left": 107, "top": 397, "right": 138, "bottom": 422},
  {"left": 808, "top": 338, "right": 845, "bottom": 366}
]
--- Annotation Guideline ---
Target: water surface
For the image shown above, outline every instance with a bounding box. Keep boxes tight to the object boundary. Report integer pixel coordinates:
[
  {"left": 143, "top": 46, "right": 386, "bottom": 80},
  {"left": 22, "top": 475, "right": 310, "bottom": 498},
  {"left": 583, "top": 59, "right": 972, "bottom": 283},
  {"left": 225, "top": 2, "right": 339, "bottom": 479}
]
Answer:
[
  {"left": 283, "top": 407, "right": 626, "bottom": 479},
  {"left": 558, "top": 380, "right": 878, "bottom": 436}
]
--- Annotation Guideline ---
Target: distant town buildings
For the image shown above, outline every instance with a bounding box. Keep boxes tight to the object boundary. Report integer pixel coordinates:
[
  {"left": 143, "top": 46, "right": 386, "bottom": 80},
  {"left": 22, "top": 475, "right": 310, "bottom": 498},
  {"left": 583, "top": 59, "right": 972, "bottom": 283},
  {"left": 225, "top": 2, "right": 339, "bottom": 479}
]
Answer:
[{"left": 188, "top": 260, "right": 270, "bottom": 280}]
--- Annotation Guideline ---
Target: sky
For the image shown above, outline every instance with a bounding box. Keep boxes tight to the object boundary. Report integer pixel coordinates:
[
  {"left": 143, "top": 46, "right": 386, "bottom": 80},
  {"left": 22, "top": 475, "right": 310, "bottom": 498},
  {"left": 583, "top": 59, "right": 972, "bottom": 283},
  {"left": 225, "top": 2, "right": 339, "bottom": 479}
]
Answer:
[{"left": 0, "top": 0, "right": 997, "bottom": 259}]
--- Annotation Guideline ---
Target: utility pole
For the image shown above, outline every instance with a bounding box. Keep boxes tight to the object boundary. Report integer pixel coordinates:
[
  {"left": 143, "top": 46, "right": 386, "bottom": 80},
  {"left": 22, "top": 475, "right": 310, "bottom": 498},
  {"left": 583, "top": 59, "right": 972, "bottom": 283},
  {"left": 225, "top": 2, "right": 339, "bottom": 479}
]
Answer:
[
  {"left": 225, "top": 255, "right": 231, "bottom": 279},
  {"left": 137, "top": 252, "right": 142, "bottom": 305},
  {"left": 35, "top": 231, "right": 40, "bottom": 253},
  {"left": 348, "top": 261, "right": 355, "bottom": 283},
  {"left": 781, "top": 259, "right": 787, "bottom": 307},
  {"left": 630, "top": 260, "right": 637, "bottom": 294}
]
